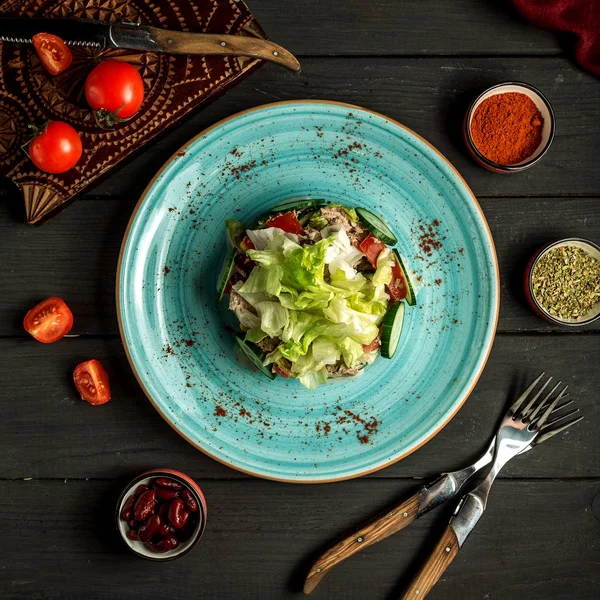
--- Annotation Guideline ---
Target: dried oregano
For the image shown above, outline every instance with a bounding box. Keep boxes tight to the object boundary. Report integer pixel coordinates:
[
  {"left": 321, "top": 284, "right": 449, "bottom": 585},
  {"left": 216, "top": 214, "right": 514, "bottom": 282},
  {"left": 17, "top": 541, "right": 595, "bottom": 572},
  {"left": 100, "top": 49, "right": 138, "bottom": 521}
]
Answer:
[{"left": 532, "top": 245, "right": 600, "bottom": 319}]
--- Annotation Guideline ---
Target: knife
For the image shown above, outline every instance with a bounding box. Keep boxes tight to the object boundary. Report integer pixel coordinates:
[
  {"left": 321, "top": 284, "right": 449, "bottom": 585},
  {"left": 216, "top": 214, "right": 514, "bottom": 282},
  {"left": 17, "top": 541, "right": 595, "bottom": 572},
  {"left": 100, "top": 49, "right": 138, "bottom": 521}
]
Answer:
[{"left": 0, "top": 16, "right": 301, "bottom": 72}]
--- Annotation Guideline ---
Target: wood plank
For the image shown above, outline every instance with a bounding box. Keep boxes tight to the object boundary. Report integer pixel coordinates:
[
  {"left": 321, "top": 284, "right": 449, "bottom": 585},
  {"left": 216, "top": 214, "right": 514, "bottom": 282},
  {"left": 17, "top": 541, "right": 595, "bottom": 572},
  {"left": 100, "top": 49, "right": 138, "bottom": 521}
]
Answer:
[
  {"left": 0, "top": 478, "right": 597, "bottom": 599},
  {"left": 66, "top": 57, "right": 599, "bottom": 199},
  {"left": 251, "top": 0, "right": 561, "bottom": 56},
  {"left": 0, "top": 335, "right": 596, "bottom": 480},
  {"left": 486, "top": 197, "right": 600, "bottom": 332},
  {"left": 2, "top": 58, "right": 597, "bottom": 205},
  {"left": 1, "top": 195, "right": 598, "bottom": 337}
]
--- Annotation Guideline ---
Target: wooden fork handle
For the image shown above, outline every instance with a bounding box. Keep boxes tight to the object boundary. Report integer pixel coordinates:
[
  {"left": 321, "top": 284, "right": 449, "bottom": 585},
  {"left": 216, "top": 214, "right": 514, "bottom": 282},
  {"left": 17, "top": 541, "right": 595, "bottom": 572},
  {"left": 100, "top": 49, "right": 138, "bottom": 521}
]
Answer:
[
  {"left": 304, "top": 492, "right": 421, "bottom": 594},
  {"left": 400, "top": 525, "right": 460, "bottom": 600}
]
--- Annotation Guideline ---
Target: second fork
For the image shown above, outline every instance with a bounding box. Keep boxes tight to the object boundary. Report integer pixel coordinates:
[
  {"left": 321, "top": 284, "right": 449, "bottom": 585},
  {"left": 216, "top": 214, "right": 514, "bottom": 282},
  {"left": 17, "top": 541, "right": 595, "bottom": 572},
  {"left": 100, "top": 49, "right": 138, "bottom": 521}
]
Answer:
[{"left": 400, "top": 374, "right": 568, "bottom": 599}]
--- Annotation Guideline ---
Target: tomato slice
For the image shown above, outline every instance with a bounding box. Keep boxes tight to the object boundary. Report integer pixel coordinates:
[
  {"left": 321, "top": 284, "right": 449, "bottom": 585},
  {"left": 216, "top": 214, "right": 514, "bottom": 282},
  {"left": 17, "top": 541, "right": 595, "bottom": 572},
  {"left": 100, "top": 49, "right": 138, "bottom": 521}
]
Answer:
[
  {"left": 266, "top": 211, "right": 304, "bottom": 235},
  {"left": 272, "top": 363, "right": 292, "bottom": 378},
  {"left": 32, "top": 33, "right": 72, "bottom": 76},
  {"left": 362, "top": 334, "right": 381, "bottom": 354},
  {"left": 359, "top": 233, "right": 387, "bottom": 268},
  {"left": 23, "top": 297, "right": 73, "bottom": 343},
  {"left": 73, "top": 360, "right": 111, "bottom": 405},
  {"left": 240, "top": 235, "right": 255, "bottom": 251},
  {"left": 387, "top": 260, "right": 409, "bottom": 301}
]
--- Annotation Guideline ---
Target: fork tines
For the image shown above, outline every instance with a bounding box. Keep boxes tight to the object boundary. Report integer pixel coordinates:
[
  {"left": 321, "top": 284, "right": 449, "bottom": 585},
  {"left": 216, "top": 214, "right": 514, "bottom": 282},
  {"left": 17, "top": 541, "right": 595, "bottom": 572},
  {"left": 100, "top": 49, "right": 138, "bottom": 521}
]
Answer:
[
  {"left": 537, "top": 404, "right": 583, "bottom": 444},
  {"left": 511, "top": 373, "right": 582, "bottom": 438}
]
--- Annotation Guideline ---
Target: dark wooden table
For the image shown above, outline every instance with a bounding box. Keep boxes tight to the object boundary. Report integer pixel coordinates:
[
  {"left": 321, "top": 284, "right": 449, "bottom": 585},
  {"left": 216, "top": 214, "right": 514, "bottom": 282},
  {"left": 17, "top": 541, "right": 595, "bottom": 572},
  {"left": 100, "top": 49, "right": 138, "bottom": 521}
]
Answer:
[{"left": 1, "top": 2, "right": 599, "bottom": 598}]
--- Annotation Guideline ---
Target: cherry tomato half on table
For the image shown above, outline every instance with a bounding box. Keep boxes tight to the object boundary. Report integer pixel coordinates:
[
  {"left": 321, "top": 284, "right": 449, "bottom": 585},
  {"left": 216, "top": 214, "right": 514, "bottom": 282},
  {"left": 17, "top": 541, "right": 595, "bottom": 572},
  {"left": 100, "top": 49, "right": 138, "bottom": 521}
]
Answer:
[
  {"left": 28, "top": 121, "right": 82, "bottom": 174},
  {"left": 73, "top": 360, "right": 111, "bottom": 405},
  {"left": 23, "top": 297, "right": 73, "bottom": 343},
  {"left": 84, "top": 60, "right": 145, "bottom": 126},
  {"left": 32, "top": 33, "right": 72, "bottom": 76}
]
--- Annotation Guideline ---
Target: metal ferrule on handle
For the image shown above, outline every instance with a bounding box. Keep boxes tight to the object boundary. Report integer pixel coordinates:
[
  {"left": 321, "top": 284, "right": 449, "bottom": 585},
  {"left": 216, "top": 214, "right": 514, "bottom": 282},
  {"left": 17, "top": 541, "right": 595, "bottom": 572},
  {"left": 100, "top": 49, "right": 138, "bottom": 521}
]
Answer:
[
  {"left": 417, "top": 474, "right": 461, "bottom": 516},
  {"left": 448, "top": 493, "right": 486, "bottom": 547}
]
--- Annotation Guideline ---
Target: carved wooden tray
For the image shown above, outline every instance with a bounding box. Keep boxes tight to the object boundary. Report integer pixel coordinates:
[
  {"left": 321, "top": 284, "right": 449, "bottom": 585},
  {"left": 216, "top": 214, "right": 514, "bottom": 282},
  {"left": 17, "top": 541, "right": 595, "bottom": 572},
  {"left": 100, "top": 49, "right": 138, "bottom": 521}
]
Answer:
[{"left": 0, "top": 0, "right": 267, "bottom": 224}]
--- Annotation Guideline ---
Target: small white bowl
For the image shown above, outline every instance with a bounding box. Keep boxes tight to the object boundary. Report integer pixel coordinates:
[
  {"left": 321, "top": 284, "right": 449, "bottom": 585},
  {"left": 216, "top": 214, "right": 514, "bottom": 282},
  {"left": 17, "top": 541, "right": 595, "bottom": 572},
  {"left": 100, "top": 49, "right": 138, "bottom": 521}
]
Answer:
[
  {"left": 115, "top": 469, "right": 206, "bottom": 561},
  {"left": 463, "top": 81, "right": 555, "bottom": 172}
]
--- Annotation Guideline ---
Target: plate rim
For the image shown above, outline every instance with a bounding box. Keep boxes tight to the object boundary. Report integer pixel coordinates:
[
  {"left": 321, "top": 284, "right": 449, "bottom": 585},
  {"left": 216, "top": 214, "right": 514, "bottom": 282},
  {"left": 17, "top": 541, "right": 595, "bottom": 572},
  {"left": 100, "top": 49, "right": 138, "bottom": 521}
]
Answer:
[{"left": 116, "top": 99, "right": 500, "bottom": 484}]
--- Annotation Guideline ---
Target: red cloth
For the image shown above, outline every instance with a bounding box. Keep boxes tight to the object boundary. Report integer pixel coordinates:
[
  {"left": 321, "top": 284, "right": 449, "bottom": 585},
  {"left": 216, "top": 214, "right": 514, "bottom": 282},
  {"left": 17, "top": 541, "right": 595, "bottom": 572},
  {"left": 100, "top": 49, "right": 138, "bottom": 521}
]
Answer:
[{"left": 511, "top": 0, "right": 600, "bottom": 75}]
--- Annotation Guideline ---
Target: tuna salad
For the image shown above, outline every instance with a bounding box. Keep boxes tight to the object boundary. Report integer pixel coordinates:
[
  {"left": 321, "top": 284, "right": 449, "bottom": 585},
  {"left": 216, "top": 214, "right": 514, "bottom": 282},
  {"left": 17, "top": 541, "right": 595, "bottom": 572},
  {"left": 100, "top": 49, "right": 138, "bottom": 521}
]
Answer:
[{"left": 218, "top": 200, "right": 418, "bottom": 389}]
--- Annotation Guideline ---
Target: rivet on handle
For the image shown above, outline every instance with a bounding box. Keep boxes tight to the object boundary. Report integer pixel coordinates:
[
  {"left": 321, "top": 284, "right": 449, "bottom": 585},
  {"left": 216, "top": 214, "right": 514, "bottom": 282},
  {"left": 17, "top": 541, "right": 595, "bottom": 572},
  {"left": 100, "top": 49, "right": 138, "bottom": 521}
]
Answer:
[
  {"left": 403, "top": 512, "right": 408, "bottom": 517},
  {"left": 273, "top": 51, "right": 279, "bottom": 56},
  {"left": 356, "top": 537, "right": 363, "bottom": 543},
  {"left": 220, "top": 41, "right": 226, "bottom": 47}
]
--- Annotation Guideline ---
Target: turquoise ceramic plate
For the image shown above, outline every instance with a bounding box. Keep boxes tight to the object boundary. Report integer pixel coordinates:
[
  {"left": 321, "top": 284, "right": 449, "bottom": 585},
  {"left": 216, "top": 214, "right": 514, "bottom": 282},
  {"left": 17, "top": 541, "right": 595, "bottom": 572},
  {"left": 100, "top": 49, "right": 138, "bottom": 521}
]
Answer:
[{"left": 118, "top": 101, "right": 499, "bottom": 483}]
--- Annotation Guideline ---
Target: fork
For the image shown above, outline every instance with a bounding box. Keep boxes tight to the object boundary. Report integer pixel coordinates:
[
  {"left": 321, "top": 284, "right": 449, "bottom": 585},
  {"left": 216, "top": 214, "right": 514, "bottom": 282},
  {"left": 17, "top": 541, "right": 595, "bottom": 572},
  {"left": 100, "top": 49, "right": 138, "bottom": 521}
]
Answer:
[
  {"left": 304, "top": 374, "right": 581, "bottom": 595},
  {"left": 399, "top": 373, "right": 568, "bottom": 599}
]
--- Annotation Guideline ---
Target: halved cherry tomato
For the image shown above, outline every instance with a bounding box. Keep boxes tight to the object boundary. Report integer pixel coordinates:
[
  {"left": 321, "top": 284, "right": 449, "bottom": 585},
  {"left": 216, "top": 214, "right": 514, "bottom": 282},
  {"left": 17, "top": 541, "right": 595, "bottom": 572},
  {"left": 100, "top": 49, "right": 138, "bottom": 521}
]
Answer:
[
  {"left": 273, "top": 363, "right": 292, "bottom": 378},
  {"left": 23, "top": 297, "right": 73, "bottom": 343},
  {"left": 29, "top": 121, "right": 82, "bottom": 174},
  {"left": 362, "top": 335, "right": 381, "bottom": 354},
  {"left": 73, "top": 360, "right": 111, "bottom": 405},
  {"left": 240, "top": 235, "right": 255, "bottom": 251},
  {"left": 266, "top": 211, "right": 304, "bottom": 235},
  {"left": 359, "top": 233, "right": 387, "bottom": 268},
  {"left": 32, "top": 33, "right": 72, "bottom": 76},
  {"left": 387, "top": 260, "right": 409, "bottom": 302},
  {"left": 84, "top": 60, "right": 145, "bottom": 124}
]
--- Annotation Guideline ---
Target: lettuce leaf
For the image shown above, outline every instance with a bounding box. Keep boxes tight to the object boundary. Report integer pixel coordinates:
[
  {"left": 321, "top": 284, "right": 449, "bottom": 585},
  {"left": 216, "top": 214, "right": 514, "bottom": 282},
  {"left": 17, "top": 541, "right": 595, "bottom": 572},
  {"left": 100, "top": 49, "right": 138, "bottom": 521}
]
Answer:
[
  {"left": 245, "top": 328, "right": 268, "bottom": 344},
  {"left": 231, "top": 221, "right": 390, "bottom": 388},
  {"left": 299, "top": 368, "right": 328, "bottom": 390},
  {"left": 339, "top": 337, "right": 365, "bottom": 369},
  {"left": 246, "top": 227, "right": 300, "bottom": 251},
  {"left": 312, "top": 338, "right": 341, "bottom": 365},
  {"left": 322, "top": 296, "right": 379, "bottom": 345},
  {"left": 239, "top": 265, "right": 283, "bottom": 297}
]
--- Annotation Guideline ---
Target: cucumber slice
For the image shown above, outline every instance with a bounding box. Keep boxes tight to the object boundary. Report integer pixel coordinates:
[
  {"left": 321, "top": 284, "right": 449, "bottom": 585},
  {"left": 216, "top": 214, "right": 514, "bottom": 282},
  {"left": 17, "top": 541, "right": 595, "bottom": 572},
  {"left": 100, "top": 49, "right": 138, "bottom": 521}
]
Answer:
[
  {"left": 225, "top": 219, "right": 246, "bottom": 250},
  {"left": 392, "top": 249, "right": 417, "bottom": 306},
  {"left": 380, "top": 301, "right": 405, "bottom": 359},
  {"left": 216, "top": 249, "right": 237, "bottom": 303},
  {"left": 356, "top": 208, "right": 398, "bottom": 245},
  {"left": 269, "top": 198, "right": 324, "bottom": 216},
  {"left": 235, "top": 334, "right": 276, "bottom": 380}
]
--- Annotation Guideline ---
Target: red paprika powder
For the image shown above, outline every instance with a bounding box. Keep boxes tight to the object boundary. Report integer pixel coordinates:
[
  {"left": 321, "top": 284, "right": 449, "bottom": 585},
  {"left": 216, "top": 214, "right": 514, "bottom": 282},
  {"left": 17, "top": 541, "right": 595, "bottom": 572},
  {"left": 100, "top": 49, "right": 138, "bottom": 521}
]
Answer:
[{"left": 470, "top": 92, "right": 544, "bottom": 165}]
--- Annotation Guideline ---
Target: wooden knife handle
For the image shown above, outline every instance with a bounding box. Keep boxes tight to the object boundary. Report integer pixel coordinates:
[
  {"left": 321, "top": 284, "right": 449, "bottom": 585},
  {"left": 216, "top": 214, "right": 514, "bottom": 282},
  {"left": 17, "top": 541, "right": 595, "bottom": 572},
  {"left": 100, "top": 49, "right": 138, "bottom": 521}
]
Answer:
[
  {"left": 149, "top": 28, "right": 301, "bottom": 72},
  {"left": 400, "top": 525, "right": 460, "bottom": 600},
  {"left": 304, "top": 492, "right": 421, "bottom": 594}
]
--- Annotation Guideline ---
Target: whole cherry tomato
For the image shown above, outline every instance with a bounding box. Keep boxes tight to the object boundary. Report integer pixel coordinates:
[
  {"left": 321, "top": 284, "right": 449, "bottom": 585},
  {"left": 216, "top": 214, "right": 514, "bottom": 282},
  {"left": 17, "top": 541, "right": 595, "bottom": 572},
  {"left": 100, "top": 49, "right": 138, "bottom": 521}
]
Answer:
[
  {"left": 84, "top": 60, "right": 145, "bottom": 126},
  {"left": 28, "top": 122, "right": 82, "bottom": 174}
]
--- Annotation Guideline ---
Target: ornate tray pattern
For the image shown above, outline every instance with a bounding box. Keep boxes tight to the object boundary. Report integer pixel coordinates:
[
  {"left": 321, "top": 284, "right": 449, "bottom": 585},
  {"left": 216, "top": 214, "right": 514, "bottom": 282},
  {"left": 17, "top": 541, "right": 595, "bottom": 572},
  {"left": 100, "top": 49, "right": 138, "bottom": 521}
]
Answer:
[{"left": 0, "top": 0, "right": 267, "bottom": 224}]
